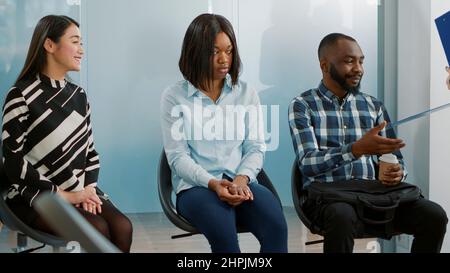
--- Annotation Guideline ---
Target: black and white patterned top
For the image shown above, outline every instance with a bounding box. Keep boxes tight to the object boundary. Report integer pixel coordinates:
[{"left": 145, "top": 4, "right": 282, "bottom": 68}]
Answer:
[{"left": 1, "top": 73, "right": 100, "bottom": 207}]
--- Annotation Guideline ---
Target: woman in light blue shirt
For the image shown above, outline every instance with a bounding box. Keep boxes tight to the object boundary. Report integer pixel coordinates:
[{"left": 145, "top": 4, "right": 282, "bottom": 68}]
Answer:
[{"left": 160, "top": 13, "right": 287, "bottom": 253}]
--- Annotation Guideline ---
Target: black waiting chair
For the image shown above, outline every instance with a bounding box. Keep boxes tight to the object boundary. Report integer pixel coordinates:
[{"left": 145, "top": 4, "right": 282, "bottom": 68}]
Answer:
[
  {"left": 158, "top": 149, "right": 282, "bottom": 239},
  {"left": 291, "top": 159, "right": 324, "bottom": 245},
  {"left": 0, "top": 142, "right": 67, "bottom": 253},
  {"left": 291, "top": 159, "right": 400, "bottom": 247}
]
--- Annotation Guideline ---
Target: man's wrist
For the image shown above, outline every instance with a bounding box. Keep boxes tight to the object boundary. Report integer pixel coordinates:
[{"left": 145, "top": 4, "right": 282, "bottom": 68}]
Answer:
[{"left": 351, "top": 142, "right": 363, "bottom": 158}]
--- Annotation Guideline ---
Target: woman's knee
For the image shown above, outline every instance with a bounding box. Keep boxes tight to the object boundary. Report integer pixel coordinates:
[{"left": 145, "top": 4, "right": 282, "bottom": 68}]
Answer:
[
  {"left": 264, "top": 211, "right": 288, "bottom": 237},
  {"left": 111, "top": 214, "right": 133, "bottom": 237},
  {"left": 87, "top": 216, "right": 110, "bottom": 238},
  {"left": 241, "top": 187, "right": 287, "bottom": 239}
]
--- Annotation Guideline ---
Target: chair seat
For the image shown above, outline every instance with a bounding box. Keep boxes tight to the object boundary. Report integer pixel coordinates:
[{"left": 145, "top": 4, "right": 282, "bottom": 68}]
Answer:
[
  {"left": 0, "top": 190, "right": 67, "bottom": 250},
  {"left": 158, "top": 149, "right": 282, "bottom": 238}
]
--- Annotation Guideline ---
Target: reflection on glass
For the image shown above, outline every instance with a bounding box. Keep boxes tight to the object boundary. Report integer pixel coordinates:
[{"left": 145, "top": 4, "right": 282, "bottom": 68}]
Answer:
[{"left": 0, "top": 0, "right": 80, "bottom": 98}]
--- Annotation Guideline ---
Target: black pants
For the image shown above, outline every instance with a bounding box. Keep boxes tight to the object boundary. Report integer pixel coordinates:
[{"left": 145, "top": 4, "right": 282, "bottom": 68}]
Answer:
[{"left": 304, "top": 197, "right": 448, "bottom": 253}]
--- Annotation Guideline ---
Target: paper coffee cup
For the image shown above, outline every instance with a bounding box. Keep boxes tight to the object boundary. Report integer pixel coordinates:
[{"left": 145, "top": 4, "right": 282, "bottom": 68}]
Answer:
[{"left": 378, "top": 153, "right": 399, "bottom": 181}]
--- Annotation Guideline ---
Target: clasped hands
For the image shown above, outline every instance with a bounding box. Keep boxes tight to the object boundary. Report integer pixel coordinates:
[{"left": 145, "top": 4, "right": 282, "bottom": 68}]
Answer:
[
  {"left": 57, "top": 185, "right": 103, "bottom": 215},
  {"left": 208, "top": 175, "right": 253, "bottom": 207}
]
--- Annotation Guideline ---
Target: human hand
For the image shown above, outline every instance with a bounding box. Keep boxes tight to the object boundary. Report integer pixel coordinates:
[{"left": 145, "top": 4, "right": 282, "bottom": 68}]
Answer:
[
  {"left": 229, "top": 175, "right": 253, "bottom": 201},
  {"left": 380, "top": 163, "right": 403, "bottom": 186},
  {"left": 75, "top": 201, "right": 102, "bottom": 215},
  {"left": 208, "top": 179, "right": 247, "bottom": 206},
  {"left": 446, "top": 67, "right": 450, "bottom": 90},
  {"left": 58, "top": 186, "right": 103, "bottom": 207},
  {"left": 82, "top": 186, "right": 103, "bottom": 207},
  {"left": 82, "top": 201, "right": 102, "bottom": 215},
  {"left": 352, "top": 121, "right": 405, "bottom": 158},
  {"left": 76, "top": 186, "right": 102, "bottom": 214}
]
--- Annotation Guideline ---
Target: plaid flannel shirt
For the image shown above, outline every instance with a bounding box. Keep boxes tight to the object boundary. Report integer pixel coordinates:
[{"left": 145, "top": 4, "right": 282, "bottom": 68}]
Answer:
[{"left": 288, "top": 81, "right": 407, "bottom": 188}]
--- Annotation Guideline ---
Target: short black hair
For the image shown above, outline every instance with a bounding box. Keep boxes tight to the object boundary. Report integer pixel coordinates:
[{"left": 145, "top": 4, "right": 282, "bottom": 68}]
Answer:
[
  {"left": 318, "top": 33, "right": 356, "bottom": 60},
  {"left": 179, "top": 13, "right": 241, "bottom": 91}
]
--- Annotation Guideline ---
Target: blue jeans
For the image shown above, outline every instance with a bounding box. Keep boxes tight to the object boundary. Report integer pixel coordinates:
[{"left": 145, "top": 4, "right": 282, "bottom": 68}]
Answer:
[{"left": 177, "top": 182, "right": 288, "bottom": 253}]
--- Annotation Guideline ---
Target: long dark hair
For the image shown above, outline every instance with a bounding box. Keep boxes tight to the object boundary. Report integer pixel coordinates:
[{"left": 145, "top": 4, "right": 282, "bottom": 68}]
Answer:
[
  {"left": 179, "top": 13, "right": 241, "bottom": 91},
  {"left": 15, "top": 15, "right": 79, "bottom": 84}
]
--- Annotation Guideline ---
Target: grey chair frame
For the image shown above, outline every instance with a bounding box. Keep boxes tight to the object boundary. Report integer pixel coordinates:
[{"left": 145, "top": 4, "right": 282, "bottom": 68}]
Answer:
[{"left": 33, "top": 193, "right": 121, "bottom": 253}]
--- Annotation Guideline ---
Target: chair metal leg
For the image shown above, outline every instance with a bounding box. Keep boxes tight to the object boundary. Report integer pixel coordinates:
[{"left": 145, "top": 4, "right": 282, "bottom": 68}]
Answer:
[
  {"left": 13, "top": 232, "right": 28, "bottom": 253},
  {"left": 19, "top": 244, "right": 46, "bottom": 253},
  {"left": 171, "top": 232, "right": 197, "bottom": 239},
  {"left": 305, "top": 239, "right": 324, "bottom": 245},
  {"left": 12, "top": 232, "right": 48, "bottom": 253}
]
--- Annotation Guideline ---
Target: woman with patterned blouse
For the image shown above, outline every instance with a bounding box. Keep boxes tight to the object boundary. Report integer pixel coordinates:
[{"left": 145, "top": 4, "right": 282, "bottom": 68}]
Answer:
[{"left": 1, "top": 15, "right": 132, "bottom": 252}]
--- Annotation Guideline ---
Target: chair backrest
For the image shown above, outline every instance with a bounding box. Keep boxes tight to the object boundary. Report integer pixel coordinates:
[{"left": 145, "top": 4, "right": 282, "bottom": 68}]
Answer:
[
  {"left": 157, "top": 150, "right": 197, "bottom": 233},
  {"left": 0, "top": 141, "right": 67, "bottom": 249},
  {"left": 158, "top": 149, "right": 282, "bottom": 234},
  {"left": 34, "top": 193, "right": 121, "bottom": 253},
  {"left": 291, "top": 159, "right": 321, "bottom": 234},
  {"left": 256, "top": 168, "right": 282, "bottom": 207}
]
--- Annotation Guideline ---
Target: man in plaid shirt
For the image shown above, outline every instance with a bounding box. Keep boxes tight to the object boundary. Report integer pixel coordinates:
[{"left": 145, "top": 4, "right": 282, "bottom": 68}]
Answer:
[{"left": 288, "top": 33, "right": 447, "bottom": 253}]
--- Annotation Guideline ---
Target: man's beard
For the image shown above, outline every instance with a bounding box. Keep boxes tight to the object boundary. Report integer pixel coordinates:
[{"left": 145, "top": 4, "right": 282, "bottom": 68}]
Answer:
[{"left": 329, "top": 64, "right": 362, "bottom": 94}]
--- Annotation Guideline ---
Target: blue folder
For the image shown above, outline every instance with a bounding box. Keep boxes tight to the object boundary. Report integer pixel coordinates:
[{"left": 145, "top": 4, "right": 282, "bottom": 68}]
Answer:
[{"left": 435, "top": 11, "right": 450, "bottom": 65}]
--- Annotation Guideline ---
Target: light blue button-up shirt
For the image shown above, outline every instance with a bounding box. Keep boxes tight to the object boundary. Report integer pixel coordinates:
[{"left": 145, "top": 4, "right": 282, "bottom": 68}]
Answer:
[{"left": 160, "top": 75, "right": 266, "bottom": 194}]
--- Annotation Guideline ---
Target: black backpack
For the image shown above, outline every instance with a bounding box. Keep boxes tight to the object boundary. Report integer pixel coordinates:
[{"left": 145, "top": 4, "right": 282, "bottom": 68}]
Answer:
[{"left": 307, "top": 180, "right": 422, "bottom": 225}]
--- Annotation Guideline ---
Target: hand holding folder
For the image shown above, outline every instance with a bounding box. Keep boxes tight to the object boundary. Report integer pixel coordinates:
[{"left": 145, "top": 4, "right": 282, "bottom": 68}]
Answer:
[
  {"left": 446, "top": 66, "right": 450, "bottom": 90},
  {"left": 435, "top": 11, "right": 450, "bottom": 90}
]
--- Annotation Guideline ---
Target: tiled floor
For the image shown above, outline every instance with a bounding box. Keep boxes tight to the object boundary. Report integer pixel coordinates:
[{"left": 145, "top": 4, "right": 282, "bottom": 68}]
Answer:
[{"left": 0, "top": 207, "right": 375, "bottom": 253}]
